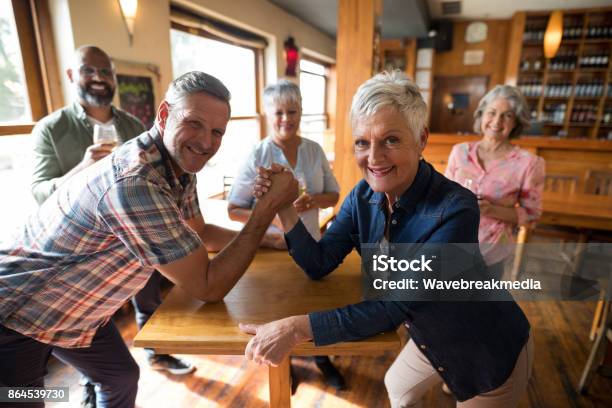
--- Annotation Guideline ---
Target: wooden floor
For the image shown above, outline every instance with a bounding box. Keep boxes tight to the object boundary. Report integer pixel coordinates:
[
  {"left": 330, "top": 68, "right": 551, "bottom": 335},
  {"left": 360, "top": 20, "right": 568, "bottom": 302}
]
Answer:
[{"left": 44, "top": 301, "right": 612, "bottom": 407}]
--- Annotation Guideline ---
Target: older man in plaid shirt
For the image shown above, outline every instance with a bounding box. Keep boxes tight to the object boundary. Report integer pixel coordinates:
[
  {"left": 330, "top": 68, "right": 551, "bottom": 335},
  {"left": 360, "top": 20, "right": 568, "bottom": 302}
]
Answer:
[{"left": 0, "top": 71, "right": 297, "bottom": 408}]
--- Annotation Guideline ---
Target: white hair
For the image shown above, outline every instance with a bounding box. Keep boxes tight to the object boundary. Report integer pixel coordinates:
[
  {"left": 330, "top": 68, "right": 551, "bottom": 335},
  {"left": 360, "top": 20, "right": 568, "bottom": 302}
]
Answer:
[
  {"left": 263, "top": 80, "right": 302, "bottom": 114},
  {"left": 350, "top": 70, "right": 427, "bottom": 141},
  {"left": 473, "top": 85, "right": 530, "bottom": 139}
]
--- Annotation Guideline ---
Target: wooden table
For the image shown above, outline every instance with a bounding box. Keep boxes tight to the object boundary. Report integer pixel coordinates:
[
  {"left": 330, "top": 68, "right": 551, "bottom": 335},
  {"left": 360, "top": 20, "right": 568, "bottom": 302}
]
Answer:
[
  {"left": 541, "top": 191, "right": 612, "bottom": 230},
  {"left": 134, "top": 250, "right": 401, "bottom": 407}
]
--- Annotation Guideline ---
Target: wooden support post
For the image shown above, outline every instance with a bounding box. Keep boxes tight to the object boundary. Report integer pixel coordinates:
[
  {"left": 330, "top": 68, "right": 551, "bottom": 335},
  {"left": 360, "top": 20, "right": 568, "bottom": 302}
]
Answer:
[
  {"left": 334, "top": 0, "right": 382, "bottom": 205},
  {"left": 268, "top": 357, "right": 291, "bottom": 408},
  {"left": 505, "top": 12, "right": 526, "bottom": 86}
]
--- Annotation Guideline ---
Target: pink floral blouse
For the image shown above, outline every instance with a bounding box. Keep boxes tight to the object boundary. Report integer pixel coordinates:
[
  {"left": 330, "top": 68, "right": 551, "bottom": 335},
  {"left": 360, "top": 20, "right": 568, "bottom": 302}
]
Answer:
[{"left": 445, "top": 141, "right": 545, "bottom": 264}]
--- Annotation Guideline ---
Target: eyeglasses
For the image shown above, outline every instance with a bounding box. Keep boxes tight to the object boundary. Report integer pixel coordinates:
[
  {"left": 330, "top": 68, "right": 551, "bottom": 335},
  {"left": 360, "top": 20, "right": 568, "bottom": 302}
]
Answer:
[{"left": 79, "top": 65, "right": 114, "bottom": 78}]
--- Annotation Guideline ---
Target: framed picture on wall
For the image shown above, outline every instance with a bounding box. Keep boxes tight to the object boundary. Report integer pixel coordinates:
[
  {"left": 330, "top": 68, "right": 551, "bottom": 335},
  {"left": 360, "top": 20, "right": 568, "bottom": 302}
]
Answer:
[{"left": 112, "top": 60, "right": 161, "bottom": 129}]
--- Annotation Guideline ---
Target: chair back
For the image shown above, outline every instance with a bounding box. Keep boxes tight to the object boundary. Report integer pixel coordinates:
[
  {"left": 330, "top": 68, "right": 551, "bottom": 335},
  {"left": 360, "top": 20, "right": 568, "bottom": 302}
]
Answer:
[
  {"left": 222, "top": 175, "right": 235, "bottom": 199},
  {"left": 544, "top": 174, "right": 579, "bottom": 194},
  {"left": 584, "top": 170, "right": 612, "bottom": 196}
]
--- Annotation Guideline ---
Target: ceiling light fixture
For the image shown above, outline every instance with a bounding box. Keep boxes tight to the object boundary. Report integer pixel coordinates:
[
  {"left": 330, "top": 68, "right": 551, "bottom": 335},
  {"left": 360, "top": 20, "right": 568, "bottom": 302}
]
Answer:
[{"left": 118, "top": 0, "right": 138, "bottom": 46}]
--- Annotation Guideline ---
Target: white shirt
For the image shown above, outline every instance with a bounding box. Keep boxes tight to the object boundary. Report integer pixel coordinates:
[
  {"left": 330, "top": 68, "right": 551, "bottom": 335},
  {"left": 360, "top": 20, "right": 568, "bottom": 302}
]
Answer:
[{"left": 228, "top": 136, "right": 339, "bottom": 240}]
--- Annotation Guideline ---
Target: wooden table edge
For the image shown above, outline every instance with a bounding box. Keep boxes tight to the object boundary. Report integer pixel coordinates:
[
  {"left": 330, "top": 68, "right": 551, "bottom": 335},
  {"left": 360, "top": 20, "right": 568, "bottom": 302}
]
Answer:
[{"left": 133, "top": 335, "right": 402, "bottom": 356}]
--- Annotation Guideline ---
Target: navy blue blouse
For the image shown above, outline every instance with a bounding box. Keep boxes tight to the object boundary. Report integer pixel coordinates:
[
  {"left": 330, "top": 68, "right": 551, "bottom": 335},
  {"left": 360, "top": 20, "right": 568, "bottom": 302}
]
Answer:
[{"left": 285, "top": 160, "right": 530, "bottom": 402}]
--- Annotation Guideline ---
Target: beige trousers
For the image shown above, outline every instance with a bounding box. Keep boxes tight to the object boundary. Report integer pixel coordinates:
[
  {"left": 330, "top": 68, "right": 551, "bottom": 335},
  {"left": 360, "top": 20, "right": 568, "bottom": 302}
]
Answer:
[{"left": 384, "top": 334, "right": 534, "bottom": 408}]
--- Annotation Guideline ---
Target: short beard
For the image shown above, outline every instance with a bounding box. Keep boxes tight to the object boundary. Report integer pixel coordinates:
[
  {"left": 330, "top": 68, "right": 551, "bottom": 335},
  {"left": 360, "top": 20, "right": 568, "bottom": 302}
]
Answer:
[{"left": 78, "top": 85, "right": 115, "bottom": 107}]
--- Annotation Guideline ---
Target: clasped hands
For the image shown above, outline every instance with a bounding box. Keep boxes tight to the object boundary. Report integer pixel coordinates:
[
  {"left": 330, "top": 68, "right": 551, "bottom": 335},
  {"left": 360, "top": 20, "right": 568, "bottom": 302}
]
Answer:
[{"left": 254, "top": 164, "right": 316, "bottom": 213}]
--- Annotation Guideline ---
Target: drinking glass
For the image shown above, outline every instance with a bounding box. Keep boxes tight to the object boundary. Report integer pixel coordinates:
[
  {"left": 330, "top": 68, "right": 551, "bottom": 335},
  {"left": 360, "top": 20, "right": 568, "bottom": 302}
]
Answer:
[
  {"left": 93, "top": 124, "right": 119, "bottom": 148},
  {"left": 295, "top": 172, "right": 307, "bottom": 196}
]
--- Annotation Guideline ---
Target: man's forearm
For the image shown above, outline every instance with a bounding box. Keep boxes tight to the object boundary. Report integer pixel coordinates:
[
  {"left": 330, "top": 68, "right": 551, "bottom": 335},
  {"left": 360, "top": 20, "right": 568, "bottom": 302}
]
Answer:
[{"left": 205, "top": 204, "right": 276, "bottom": 300}]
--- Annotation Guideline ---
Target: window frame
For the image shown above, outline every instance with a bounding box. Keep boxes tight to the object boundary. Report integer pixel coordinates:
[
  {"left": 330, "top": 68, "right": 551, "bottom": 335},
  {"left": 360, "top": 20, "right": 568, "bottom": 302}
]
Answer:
[
  {"left": 299, "top": 56, "right": 331, "bottom": 129},
  {"left": 0, "top": 0, "right": 60, "bottom": 136},
  {"left": 170, "top": 21, "right": 265, "bottom": 198}
]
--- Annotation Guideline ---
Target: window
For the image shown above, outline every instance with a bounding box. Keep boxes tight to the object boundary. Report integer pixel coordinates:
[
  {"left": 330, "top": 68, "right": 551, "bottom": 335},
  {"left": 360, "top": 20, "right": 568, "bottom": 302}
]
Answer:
[
  {"left": 0, "top": 1, "right": 32, "bottom": 124},
  {"left": 299, "top": 58, "right": 329, "bottom": 146},
  {"left": 0, "top": 135, "right": 37, "bottom": 239},
  {"left": 170, "top": 26, "right": 262, "bottom": 198},
  {"left": 0, "top": 0, "right": 56, "bottom": 241},
  {"left": 0, "top": 0, "right": 50, "bottom": 133}
]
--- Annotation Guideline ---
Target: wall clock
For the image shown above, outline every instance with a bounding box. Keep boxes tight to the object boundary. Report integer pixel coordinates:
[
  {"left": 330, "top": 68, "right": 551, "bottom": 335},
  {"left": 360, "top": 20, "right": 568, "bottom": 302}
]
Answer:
[{"left": 466, "top": 22, "right": 488, "bottom": 44}]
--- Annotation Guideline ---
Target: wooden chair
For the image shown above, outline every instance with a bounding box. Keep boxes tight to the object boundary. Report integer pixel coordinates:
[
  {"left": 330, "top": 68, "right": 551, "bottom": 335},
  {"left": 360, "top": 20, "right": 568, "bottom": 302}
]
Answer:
[
  {"left": 579, "top": 171, "right": 612, "bottom": 393},
  {"left": 222, "top": 175, "right": 235, "bottom": 199},
  {"left": 511, "top": 174, "right": 580, "bottom": 281},
  {"left": 585, "top": 170, "right": 612, "bottom": 196},
  {"left": 579, "top": 297, "right": 612, "bottom": 394},
  {"left": 535, "top": 174, "right": 580, "bottom": 242},
  {"left": 582, "top": 170, "right": 612, "bottom": 340},
  {"left": 544, "top": 174, "right": 579, "bottom": 194}
]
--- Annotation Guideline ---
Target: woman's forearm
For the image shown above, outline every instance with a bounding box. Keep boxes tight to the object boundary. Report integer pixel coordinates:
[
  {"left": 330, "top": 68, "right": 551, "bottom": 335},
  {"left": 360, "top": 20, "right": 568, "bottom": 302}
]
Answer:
[
  {"left": 486, "top": 204, "right": 519, "bottom": 224},
  {"left": 227, "top": 205, "right": 253, "bottom": 224},
  {"left": 291, "top": 315, "right": 313, "bottom": 342},
  {"left": 277, "top": 205, "right": 300, "bottom": 232},
  {"left": 312, "top": 192, "right": 340, "bottom": 209}
]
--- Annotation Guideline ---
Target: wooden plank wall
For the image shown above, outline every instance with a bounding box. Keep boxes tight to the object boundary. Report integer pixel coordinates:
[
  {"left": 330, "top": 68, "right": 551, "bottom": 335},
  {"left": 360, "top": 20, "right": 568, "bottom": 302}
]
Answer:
[{"left": 433, "top": 19, "right": 511, "bottom": 89}]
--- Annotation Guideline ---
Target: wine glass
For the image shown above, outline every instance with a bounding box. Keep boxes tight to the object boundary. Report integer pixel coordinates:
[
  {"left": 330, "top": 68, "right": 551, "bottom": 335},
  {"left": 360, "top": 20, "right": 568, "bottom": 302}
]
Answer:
[
  {"left": 295, "top": 172, "right": 307, "bottom": 196},
  {"left": 93, "top": 124, "right": 119, "bottom": 149}
]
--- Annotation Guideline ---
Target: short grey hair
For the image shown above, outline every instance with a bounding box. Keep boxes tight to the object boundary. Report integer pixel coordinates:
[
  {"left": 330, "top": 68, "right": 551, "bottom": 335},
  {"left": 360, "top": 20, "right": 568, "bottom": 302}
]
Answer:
[
  {"left": 350, "top": 70, "right": 427, "bottom": 141},
  {"left": 473, "top": 85, "right": 530, "bottom": 139},
  {"left": 164, "top": 71, "right": 231, "bottom": 118},
  {"left": 263, "top": 80, "right": 302, "bottom": 114}
]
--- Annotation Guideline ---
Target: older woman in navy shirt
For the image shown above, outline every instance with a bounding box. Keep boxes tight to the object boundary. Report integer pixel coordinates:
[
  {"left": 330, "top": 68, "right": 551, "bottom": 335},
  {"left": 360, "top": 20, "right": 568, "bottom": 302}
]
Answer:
[{"left": 240, "top": 71, "right": 533, "bottom": 407}]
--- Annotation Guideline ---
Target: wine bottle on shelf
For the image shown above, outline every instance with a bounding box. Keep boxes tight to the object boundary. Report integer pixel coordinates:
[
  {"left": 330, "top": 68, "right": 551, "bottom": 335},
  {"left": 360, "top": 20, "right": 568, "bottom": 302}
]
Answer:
[
  {"left": 533, "top": 57, "right": 542, "bottom": 70},
  {"left": 576, "top": 105, "right": 586, "bottom": 123},
  {"left": 603, "top": 106, "right": 612, "bottom": 124},
  {"left": 555, "top": 104, "right": 566, "bottom": 124}
]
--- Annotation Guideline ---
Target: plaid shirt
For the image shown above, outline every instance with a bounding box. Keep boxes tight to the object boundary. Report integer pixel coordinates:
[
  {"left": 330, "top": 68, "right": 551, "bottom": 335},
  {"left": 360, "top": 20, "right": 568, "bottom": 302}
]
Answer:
[{"left": 0, "top": 128, "right": 202, "bottom": 348}]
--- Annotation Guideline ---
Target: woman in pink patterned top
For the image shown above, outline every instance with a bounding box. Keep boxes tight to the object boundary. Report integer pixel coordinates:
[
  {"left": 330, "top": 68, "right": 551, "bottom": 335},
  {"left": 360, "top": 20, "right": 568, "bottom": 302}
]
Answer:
[{"left": 445, "top": 85, "right": 545, "bottom": 269}]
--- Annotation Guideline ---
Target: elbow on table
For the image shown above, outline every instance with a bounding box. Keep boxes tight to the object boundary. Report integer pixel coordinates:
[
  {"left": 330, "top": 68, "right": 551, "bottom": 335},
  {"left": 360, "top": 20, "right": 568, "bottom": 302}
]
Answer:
[
  {"left": 194, "top": 289, "right": 226, "bottom": 303},
  {"left": 304, "top": 266, "right": 331, "bottom": 281},
  {"left": 185, "top": 279, "right": 228, "bottom": 303}
]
